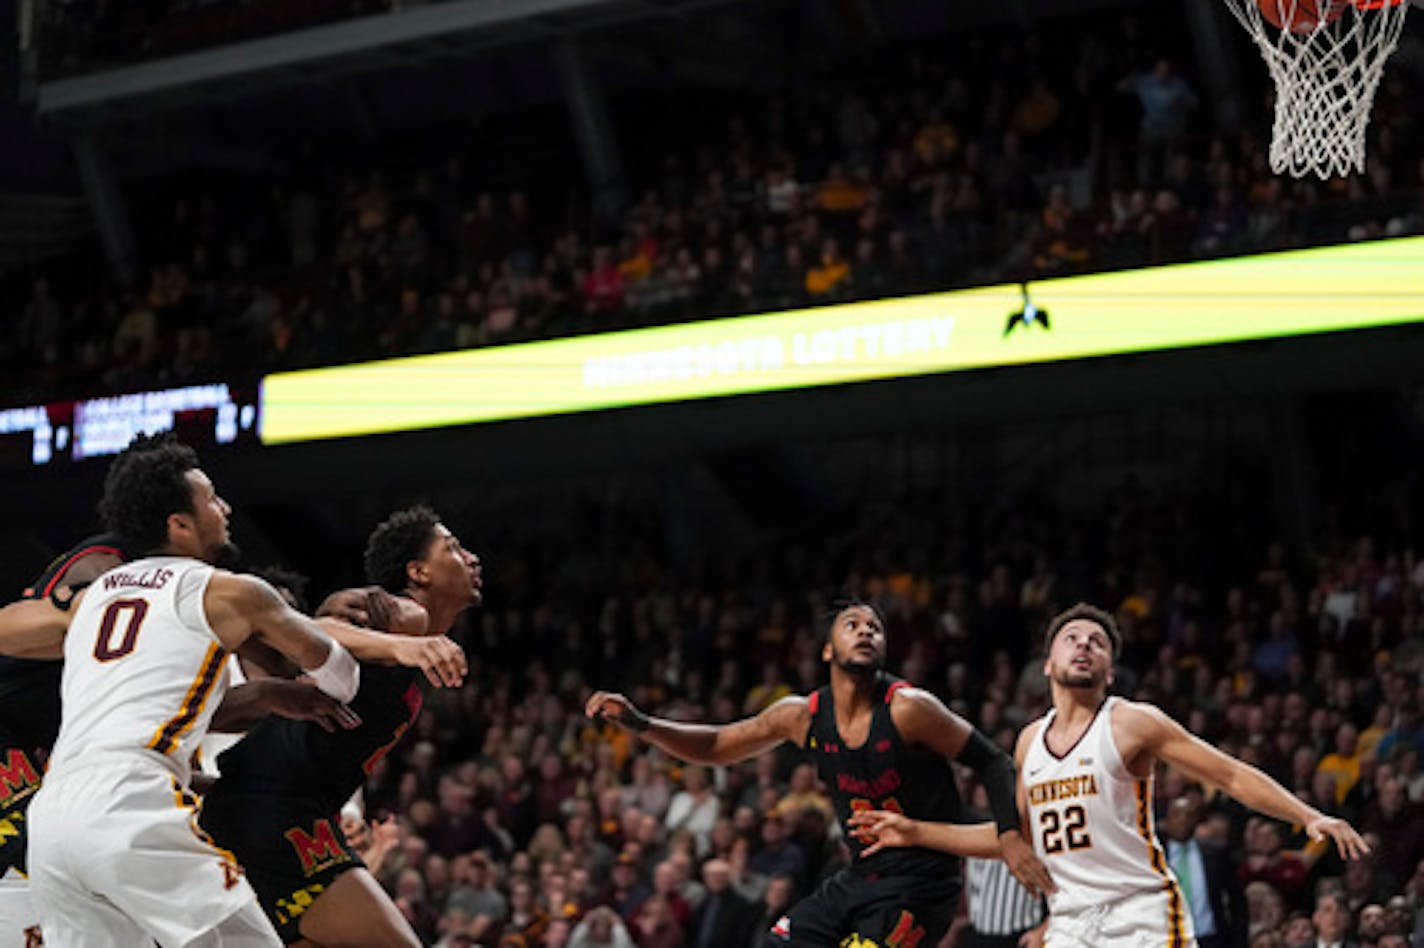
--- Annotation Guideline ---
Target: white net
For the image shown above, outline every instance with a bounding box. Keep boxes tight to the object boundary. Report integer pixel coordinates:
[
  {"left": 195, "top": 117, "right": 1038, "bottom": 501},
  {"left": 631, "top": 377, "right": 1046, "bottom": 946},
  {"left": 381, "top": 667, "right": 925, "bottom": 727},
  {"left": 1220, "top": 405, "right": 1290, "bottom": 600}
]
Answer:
[{"left": 1222, "top": 0, "right": 1411, "bottom": 179}]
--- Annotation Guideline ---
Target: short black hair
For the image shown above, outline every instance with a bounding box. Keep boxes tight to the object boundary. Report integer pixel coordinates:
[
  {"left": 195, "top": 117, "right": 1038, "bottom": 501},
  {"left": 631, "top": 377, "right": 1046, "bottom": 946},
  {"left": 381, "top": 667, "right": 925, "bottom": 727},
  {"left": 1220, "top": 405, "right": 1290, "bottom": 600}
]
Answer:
[
  {"left": 1044, "top": 602, "right": 1122, "bottom": 659},
  {"left": 98, "top": 432, "right": 201, "bottom": 554},
  {"left": 824, "top": 600, "right": 886, "bottom": 642},
  {"left": 364, "top": 505, "right": 441, "bottom": 593},
  {"left": 250, "top": 565, "right": 310, "bottom": 613}
]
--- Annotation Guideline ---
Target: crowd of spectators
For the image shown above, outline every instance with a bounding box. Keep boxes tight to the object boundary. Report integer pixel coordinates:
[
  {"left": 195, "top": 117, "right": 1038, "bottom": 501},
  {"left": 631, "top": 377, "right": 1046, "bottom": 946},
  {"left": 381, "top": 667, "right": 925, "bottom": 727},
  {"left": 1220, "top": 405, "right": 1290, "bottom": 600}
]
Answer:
[
  {"left": 7, "top": 8, "right": 1423, "bottom": 404},
  {"left": 213, "top": 444, "right": 1424, "bottom": 948}
]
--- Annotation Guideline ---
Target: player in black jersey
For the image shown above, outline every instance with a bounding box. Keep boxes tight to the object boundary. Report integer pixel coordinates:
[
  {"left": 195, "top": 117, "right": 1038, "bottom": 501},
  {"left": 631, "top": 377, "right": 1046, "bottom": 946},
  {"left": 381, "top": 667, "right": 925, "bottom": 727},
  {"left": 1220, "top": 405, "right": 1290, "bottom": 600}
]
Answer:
[
  {"left": 0, "top": 534, "right": 130, "bottom": 943},
  {"left": 587, "top": 602, "right": 1055, "bottom": 948},
  {"left": 0, "top": 528, "right": 366, "bottom": 944},
  {"left": 200, "top": 505, "right": 479, "bottom": 948},
  {"left": 0, "top": 433, "right": 419, "bottom": 945}
]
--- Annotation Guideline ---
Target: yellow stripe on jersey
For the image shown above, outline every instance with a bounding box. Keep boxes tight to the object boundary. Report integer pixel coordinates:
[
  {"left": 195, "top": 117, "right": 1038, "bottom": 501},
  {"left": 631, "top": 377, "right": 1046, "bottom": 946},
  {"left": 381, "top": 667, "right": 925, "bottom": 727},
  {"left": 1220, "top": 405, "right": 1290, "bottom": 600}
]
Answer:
[
  {"left": 170, "top": 776, "right": 243, "bottom": 876},
  {"left": 147, "top": 643, "right": 226, "bottom": 756},
  {"left": 1134, "top": 780, "right": 1187, "bottom": 948}
]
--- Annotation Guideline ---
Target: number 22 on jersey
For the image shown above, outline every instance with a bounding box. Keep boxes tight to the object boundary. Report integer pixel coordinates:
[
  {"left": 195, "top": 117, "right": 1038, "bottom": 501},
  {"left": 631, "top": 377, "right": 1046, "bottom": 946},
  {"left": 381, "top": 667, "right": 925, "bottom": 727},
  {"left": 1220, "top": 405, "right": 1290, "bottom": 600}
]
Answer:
[{"left": 1039, "top": 803, "right": 1092, "bottom": 854}]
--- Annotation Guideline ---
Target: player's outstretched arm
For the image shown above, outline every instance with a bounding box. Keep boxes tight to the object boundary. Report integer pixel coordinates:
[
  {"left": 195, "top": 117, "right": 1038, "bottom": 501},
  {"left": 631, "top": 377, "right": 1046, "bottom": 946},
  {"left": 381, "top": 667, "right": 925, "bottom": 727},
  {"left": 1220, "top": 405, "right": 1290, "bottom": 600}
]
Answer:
[
  {"left": 848, "top": 810, "right": 1001, "bottom": 858},
  {"left": 1123, "top": 701, "right": 1371, "bottom": 860},
  {"left": 205, "top": 573, "right": 360, "bottom": 703},
  {"left": 314, "top": 588, "right": 465, "bottom": 689},
  {"left": 585, "top": 691, "right": 810, "bottom": 766},
  {"left": 891, "top": 688, "right": 1055, "bottom": 897},
  {"left": 0, "top": 593, "right": 79, "bottom": 659}
]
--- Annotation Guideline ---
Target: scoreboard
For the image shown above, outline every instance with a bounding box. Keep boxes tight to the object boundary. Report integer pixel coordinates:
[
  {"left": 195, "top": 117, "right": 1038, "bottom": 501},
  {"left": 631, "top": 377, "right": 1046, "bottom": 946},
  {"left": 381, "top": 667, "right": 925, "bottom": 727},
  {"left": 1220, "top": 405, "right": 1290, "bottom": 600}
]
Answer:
[{"left": 0, "top": 383, "right": 260, "bottom": 468}]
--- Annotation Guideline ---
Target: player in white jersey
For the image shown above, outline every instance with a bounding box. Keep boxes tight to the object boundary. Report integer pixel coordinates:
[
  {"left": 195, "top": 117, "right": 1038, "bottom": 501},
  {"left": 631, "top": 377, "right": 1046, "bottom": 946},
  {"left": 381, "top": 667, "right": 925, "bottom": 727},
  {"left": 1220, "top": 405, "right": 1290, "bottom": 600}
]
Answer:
[
  {"left": 0, "top": 434, "right": 366, "bottom": 948},
  {"left": 849, "top": 602, "right": 1370, "bottom": 948}
]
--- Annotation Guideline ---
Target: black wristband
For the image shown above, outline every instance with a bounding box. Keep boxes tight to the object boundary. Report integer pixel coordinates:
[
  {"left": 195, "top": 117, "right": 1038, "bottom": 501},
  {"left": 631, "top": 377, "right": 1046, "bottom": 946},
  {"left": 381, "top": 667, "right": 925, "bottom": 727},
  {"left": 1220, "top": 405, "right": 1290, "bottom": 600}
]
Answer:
[
  {"left": 957, "top": 728, "right": 1022, "bottom": 835},
  {"left": 49, "top": 581, "right": 90, "bottom": 612},
  {"left": 616, "top": 708, "right": 651, "bottom": 733}
]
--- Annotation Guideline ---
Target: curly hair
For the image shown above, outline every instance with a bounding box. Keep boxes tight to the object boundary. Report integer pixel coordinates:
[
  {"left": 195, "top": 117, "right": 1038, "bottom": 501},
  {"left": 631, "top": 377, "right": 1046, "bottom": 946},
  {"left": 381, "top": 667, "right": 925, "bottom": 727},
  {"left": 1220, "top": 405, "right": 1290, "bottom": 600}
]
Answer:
[
  {"left": 98, "top": 432, "right": 201, "bottom": 554},
  {"left": 823, "top": 600, "right": 887, "bottom": 642},
  {"left": 250, "top": 565, "right": 310, "bottom": 613},
  {"left": 1044, "top": 601, "right": 1122, "bottom": 659},
  {"left": 363, "top": 505, "right": 441, "bottom": 593}
]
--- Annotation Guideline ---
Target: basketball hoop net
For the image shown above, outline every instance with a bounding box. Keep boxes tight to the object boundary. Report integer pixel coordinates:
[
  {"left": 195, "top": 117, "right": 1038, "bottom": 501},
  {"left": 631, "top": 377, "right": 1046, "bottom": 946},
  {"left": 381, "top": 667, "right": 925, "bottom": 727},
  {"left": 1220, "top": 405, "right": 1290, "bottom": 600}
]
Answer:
[{"left": 1223, "top": 0, "right": 1411, "bottom": 179}]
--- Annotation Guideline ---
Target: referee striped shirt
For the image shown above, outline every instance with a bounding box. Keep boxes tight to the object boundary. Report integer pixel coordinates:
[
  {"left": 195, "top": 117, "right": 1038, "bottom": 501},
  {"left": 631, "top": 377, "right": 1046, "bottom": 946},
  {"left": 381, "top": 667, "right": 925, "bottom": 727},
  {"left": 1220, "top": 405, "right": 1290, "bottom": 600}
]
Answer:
[{"left": 966, "top": 856, "right": 1045, "bottom": 936}]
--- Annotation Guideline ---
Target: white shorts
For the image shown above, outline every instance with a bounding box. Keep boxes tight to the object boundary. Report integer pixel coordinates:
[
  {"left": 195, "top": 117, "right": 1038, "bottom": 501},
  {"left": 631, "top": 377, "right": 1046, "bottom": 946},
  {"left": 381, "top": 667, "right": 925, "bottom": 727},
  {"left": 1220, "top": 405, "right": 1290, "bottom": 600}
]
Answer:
[
  {"left": 0, "top": 873, "right": 40, "bottom": 948},
  {"left": 28, "top": 755, "right": 281, "bottom": 948},
  {"left": 1046, "top": 886, "right": 1196, "bottom": 948}
]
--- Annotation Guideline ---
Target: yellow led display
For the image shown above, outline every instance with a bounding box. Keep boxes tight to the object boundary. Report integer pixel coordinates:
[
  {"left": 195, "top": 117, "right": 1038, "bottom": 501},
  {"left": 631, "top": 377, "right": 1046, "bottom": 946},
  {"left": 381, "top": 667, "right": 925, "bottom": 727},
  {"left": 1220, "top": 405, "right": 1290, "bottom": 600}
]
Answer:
[{"left": 260, "top": 237, "right": 1424, "bottom": 444}]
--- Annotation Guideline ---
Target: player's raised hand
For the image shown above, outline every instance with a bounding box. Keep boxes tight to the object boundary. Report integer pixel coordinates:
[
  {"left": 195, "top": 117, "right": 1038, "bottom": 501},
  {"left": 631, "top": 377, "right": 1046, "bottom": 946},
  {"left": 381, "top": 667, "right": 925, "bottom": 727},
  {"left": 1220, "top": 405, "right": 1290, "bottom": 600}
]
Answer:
[
  {"left": 391, "top": 635, "right": 467, "bottom": 688},
  {"left": 1306, "top": 814, "right": 1371, "bottom": 861},
  {"left": 265, "top": 680, "right": 362, "bottom": 732},
  {"left": 847, "top": 809, "right": 920, "bottom": 856},
  {"left": 316, "top": 587, "right": 376, "bottom": 626},
  {"left": 999, "top": 829, "right": 1057, "bottom": 898},
  {"left": 585, "top": 691, "right": 647, "bottom": 732}
]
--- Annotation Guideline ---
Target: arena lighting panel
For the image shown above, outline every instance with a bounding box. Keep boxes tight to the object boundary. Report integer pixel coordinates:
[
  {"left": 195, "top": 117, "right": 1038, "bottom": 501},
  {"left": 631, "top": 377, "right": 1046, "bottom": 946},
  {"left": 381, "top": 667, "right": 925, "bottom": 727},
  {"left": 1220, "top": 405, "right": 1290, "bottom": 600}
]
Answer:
[{"left": 259, "top": 236, "right": 1424, "bottom": 445}]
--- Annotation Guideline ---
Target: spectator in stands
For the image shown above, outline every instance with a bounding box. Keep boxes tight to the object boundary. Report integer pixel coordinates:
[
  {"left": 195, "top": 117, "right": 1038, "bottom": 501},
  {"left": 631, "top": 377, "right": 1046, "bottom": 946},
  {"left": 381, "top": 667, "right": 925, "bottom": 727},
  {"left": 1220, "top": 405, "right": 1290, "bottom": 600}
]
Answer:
[
  {"left": 1241, "top": 818, "right": 1312, "bottom": 907},
  {"left": 664, "top": 765, "right": 718, "bottom": 855},
  {"left": 1163, "top": 797, "right": 1248, "bottom": 948},
  {"left": 570, "top": 906, "right": 635, "bottom": 948},
  {"left": 1120, "top": 58, "right": 1198, "bottom": 187},
  {"left": 687, "top": 857, "right": 756, "bottom": 948},
  {"left": 1309, "top": 890, "right": 1355, "bottom": 948}
]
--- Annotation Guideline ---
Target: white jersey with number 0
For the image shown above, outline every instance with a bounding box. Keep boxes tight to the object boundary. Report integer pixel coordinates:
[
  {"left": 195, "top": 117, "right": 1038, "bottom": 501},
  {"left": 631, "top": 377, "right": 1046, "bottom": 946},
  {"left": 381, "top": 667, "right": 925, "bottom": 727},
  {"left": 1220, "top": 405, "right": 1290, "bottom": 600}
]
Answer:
[
  {"left": 49, "top": 555, "right": 230, "bottom": 786},
  {"left": 1022, "top": 696, "right": 1189, "bottom": 936}
]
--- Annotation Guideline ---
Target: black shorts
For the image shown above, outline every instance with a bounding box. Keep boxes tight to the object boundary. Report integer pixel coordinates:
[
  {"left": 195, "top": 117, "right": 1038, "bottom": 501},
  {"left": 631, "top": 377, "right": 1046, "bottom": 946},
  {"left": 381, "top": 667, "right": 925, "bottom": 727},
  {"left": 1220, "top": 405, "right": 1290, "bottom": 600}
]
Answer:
[
  {"left": 198, "top": 788, "right": 363, "bottom": 944},
  {"left": 0, "top": 744, "right": 43, "bottom": 877},
  {"left": 762, "top": 868, "right": 960, "bottom": 947}
]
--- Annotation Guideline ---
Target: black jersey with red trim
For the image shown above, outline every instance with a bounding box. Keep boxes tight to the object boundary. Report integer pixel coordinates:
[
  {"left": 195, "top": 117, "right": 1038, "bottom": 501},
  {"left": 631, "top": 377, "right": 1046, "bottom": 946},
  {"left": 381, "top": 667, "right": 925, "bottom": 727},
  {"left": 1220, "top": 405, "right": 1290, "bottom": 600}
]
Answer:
[
  {"left": 805, "top": 672, "right": 963, "bottom": 880},
  {"left": 212, "top": 661, "right": 422, "bottom": 815},
  {"left": 1, "top": 533, "right": 131, "bottom": 750}
]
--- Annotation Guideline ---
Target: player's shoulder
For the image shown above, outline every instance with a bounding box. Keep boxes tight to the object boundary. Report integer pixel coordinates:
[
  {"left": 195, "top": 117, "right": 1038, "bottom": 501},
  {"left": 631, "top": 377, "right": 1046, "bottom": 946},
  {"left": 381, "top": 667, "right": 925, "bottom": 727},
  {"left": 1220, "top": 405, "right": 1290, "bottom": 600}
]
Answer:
[
  {"left": 762, "top": 694, "right": 814, "bottom": 743},
  {"left": 1107, "top": 697, "right": 1165, "bottom": 722},
  {"left": 1107, "top": 697, "right": 1174, "bottom": 737},
  {"left": 884, "top": 681, "right": 936, "bottom": 707},
  {"left": 883, "top": 682, "right": 952, "bottom": 726},
  {"left": 204, "top": 569, "right": 276, "bottom": 606},
  {"left": 1016, "top": 715, "right": 1048, "bottom": 758},
  {"left": 23, "top": 532, "right": 132, "bottom": 598},
  {"left": 769, "top": 693, "right": 814, "bottom": 717}
]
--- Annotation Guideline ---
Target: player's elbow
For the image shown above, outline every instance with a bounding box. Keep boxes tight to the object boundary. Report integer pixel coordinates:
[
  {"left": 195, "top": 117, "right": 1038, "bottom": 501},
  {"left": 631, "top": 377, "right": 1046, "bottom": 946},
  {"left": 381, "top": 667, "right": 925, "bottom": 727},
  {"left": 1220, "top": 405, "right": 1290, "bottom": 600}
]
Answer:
[{"left": 691, "top": 745, "right": 726, "bottom": 767}]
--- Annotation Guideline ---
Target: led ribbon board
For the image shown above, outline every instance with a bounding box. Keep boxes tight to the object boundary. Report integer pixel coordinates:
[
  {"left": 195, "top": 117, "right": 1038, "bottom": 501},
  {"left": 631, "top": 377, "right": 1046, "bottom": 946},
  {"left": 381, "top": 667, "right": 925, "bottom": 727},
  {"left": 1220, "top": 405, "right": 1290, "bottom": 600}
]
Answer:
[{"left": 260, "top": 237, "right": 1424, "bottom": 445}]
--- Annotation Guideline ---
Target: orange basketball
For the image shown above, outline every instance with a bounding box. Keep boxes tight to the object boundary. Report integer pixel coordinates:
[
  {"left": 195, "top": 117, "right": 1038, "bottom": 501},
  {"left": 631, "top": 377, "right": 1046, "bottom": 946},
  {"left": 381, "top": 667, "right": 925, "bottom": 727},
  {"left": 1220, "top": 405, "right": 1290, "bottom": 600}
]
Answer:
[{"left": 1256, "top": 0, "right": 1348, "bottom": 31}]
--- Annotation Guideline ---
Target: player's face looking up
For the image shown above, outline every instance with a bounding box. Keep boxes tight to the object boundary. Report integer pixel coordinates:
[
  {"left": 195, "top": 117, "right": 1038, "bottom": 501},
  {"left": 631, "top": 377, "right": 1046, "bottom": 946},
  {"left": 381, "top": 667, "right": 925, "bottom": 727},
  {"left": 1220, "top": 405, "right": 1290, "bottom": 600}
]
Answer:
[
  {"left": 1046, "top": 618, "right": 1114, "bottom": 690},
  {"left": 174, "top": 468, "right": 236, "bottom": 564},
  {"left": 823, "top": 604, "right": 886, "bottom": 674},
  {"left": 417, "top": 524, "right": 482, "bottom": 607}
]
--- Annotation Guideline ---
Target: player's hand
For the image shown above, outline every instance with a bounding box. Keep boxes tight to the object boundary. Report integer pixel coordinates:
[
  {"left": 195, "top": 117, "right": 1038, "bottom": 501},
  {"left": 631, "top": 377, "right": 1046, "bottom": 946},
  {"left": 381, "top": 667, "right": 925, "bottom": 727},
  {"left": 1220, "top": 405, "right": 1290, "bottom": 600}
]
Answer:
[
  {"left": 1306, "top": 814, "right": 1371, "bottom": 860},
  {"left": 368, "top": 815, "right": 401, "bottom": 853},
  {"left": 1000, "top": 829, "right": 1057, "bottom": 898},
  {"left": 584, "top": 691, "right": 646, "bottom": 732},
  {"left": 846, "top": 810, "right": 920, "bottom": 856},
  {"left": 363, "top": 589, "right": 429, "bottom": 635},
  {"left": 264, "top": 679, "right": 362, "bottom": 732},
  {"left": 1018, "top": 922, "right": 1047, "bottom": 948},
  {"left": 316, "top": 587, "right": 378, "bottom": 626},
  {"left": 391, "top": 635, "right": 466, "bottom": 688}
]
